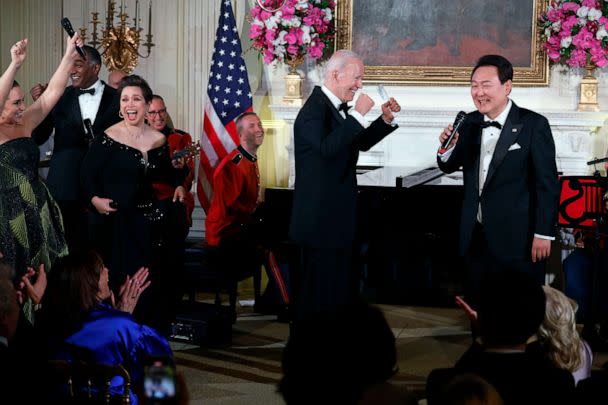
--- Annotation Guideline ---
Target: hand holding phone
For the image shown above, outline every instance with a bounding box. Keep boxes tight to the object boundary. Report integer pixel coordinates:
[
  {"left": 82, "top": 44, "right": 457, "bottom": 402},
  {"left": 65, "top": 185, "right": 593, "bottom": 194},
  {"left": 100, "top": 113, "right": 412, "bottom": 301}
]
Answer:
[
  {"left": 61, "top": 18, "right": 87, "bottom": 59},
  {"left": 144, "top": 356, "right": 177, "bottom": 404}
]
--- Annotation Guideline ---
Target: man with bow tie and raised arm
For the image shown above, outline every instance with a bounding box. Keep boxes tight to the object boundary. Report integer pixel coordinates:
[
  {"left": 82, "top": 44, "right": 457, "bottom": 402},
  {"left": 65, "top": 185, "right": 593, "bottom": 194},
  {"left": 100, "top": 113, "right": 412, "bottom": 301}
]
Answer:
[
  {"left": 289, "top": 50, "right": 401, "bottom": 322},
  {"left": 437, "top": 54, "right": 559, "bottom": 306},
  {"left": 31, "top": 45, "right": 120, "bottom": 253}
]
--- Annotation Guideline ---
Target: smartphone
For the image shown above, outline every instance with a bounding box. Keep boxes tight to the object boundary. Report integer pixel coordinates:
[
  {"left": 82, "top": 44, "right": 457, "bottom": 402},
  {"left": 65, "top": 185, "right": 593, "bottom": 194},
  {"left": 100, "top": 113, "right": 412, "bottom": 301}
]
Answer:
[{"left": 143, "top": 356, "right": 177, "bottom": 404}]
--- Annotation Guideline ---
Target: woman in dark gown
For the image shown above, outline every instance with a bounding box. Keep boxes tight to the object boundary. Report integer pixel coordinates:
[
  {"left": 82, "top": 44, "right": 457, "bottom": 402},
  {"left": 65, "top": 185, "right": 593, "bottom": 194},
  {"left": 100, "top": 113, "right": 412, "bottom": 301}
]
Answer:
[
  {"left": 0, "top": 35, "right": 81, "bottom": 321},
  {"left": 81, "top": 75, "right": 185, "bottom": 332}
]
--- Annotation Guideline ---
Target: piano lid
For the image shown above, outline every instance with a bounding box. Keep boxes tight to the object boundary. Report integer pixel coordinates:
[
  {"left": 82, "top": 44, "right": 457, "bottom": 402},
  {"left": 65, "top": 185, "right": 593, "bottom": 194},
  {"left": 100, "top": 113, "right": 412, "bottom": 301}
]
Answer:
[{"left": 356, "top": 166, "right": 463, "bottom": 188}]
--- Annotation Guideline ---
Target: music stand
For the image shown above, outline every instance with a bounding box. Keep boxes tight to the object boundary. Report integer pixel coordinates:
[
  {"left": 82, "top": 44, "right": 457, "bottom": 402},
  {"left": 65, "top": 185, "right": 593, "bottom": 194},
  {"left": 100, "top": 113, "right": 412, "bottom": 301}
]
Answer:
[{"left": 558, "top": 175, "right": 608, "bottom": 344}]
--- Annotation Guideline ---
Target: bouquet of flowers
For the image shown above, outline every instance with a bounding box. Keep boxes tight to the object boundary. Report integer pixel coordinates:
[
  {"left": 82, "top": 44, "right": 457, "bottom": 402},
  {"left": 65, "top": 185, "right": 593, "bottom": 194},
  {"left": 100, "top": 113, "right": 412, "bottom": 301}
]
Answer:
[
  {"left": 248, "top": 0, "right": 336, "bottom": 66},
  {"left": 539, "top": 0, "right": 608, "bottom": 68}
]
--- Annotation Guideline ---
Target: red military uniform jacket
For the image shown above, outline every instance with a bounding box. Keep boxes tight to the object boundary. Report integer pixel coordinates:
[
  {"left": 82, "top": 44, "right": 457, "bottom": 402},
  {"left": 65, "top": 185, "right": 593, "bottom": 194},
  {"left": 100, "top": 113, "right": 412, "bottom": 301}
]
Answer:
[
  {"left": 205, "top": 145, "right": 260, "bottom": 247},
  {"left": 152, "top": 126, "right": 195, "bottom": 225}
]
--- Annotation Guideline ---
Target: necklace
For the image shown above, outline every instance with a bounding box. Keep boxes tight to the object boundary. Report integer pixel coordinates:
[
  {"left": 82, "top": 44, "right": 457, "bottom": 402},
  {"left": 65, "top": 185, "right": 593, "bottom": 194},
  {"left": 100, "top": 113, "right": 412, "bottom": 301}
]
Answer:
[{"left": 123, "top": 121, "right": 145, "bottom": 139}]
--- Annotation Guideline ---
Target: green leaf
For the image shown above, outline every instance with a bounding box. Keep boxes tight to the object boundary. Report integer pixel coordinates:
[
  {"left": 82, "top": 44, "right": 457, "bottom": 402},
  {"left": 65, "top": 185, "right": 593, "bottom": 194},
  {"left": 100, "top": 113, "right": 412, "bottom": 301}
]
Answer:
[{"left": 9, "top": 212, "right": 29, "bottom": 250}]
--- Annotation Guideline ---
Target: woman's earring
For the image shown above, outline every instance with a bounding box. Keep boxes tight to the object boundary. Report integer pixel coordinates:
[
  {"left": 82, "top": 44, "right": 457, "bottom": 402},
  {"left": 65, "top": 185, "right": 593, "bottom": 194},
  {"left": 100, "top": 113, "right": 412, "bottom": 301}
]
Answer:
[{"left": 119, "top": 111, "right": 124, "bottom": 118}]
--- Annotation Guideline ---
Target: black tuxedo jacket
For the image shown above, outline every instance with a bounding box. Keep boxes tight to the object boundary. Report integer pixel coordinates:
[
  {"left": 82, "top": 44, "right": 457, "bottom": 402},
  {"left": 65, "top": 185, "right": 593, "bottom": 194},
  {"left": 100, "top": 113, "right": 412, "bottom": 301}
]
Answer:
[
  {"left": 437, "top": 102, "right": 559, "bottom": 262},
  {"left": 289, "top": 86, "right": 397, "bottom": 248},
  {"left": 33, "top": 83, "right": 120, "bottom": 202}
]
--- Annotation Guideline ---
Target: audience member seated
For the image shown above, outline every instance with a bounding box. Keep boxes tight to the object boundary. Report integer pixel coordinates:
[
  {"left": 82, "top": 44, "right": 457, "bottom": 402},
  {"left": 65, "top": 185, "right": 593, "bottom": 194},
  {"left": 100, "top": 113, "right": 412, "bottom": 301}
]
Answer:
[
  {"left": 37, "top": 250, "right": 172, "bottom": 404},
  {"left": 457, "top": 282, "right": 592, "bottom": 387},
  {"left": 529, "top": 285, "right": 592, "bottom": 386},
  {"left": 0, "top": 262, "right": 48, "bottom": 402},
  {"left": 426, "top": 271, "right": 576, "bottom": 405},
  {"left": 279, "top": 298, "right": 416, "bottom": 405},
  {"left": 434, "top": 373, "right": 504, "bottom": 405}
]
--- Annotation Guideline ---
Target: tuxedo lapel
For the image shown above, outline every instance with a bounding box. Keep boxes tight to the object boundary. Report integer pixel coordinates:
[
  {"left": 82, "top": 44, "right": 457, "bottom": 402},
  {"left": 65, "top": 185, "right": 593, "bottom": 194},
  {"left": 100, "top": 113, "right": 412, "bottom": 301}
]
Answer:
[
  {"left": 67, "top": 88, "right": 84, "bottom": 125},
  {"left": 93, "top": 84, "right": 113, "bottom": 131},
  {"left": 483, "top": 104, "right": 522, "bottom": 191},
  {"left": 314, "top": 86, "right": 344, "bottom": 124},
  {"left": 473, "top": 125, "right": 482, "bottom": 193}
]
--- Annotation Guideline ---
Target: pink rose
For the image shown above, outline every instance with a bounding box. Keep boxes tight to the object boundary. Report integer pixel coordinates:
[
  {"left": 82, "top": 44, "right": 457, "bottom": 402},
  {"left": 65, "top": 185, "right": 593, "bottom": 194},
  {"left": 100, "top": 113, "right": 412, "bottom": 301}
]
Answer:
[
  {"left": 287, "top": 44, "right": 299, "bottom": 55},
  {"left": 263, "top": 51, "right": 275, "bottom": 64},
  {"left": 249, "top": 24, "right": 264, "bottom": 39},
  {"left": 581, "top": 0, "right": 598, "bottom": 8},
  {"left": 562, "top": 2, "right": 581, "bottom": 13}
]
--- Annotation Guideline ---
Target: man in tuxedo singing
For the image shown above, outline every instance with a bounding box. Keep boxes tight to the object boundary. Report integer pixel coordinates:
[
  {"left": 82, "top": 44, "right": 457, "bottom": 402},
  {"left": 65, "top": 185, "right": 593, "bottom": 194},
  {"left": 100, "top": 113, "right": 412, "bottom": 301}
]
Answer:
[
  {"left": 289, "top": 50, "right": 400, "bottom": 320},
  {"left": 437, "top": 54, "right": 559, "bottom": 304},
  {"left": 32, "top": 45, "right": 120, "bottom": 253}
]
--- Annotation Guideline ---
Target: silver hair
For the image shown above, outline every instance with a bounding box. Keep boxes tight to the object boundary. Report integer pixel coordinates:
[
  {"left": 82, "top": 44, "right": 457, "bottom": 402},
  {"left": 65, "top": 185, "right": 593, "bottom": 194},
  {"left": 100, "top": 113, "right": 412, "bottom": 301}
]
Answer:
[{"left": 323, "top": 49, "right": 361, "bottom": 83}]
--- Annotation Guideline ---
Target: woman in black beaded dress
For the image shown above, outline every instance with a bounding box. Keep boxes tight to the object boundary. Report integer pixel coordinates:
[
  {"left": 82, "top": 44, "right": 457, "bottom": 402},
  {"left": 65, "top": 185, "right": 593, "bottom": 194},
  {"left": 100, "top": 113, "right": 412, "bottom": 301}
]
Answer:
[
  {"left": 0, "top": 35, "right": 81, "bottom": 320},
  {"left": 81, "top": 75, "right": 185, "bottom": 331}
]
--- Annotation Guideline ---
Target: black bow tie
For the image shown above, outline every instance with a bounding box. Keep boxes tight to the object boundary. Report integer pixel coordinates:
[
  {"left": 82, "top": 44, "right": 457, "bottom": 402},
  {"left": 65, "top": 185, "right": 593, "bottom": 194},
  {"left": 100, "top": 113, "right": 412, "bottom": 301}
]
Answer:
[
  {"left": 338, "top": 102, "right": 351, "bottom": 113},
  {"left": 480, "top": 120, "right": 502, "bottom": 129},
  {"left": 78, "top": 88, "right": 95, "bottom": 96}
]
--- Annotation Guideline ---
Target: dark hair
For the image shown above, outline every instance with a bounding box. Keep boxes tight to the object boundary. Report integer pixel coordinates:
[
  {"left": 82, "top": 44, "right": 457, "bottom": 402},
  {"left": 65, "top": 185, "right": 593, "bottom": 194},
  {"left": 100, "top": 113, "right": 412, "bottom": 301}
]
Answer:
[
  {"left": 279, "top": 299, "right": 397, "bottom": 405},
  {"left": 478, "top": 271, "right": 545, "bottom": 346},
  {"left": 0, "top": 260, "right": 15, "bottom": 281},
  {"left": 151, "top": 94, "right": 165, "bottom": 103},
  {"left": 117, "top": 75, "right": 154, "bottom": 103},
  {"left": 82, "top": 45, "right": 102, "bottom": 66},
  {"left": 12, "top": 80, "right": 19, "bottom": 88},
  {"left": 38, "top": 250, "right": 105, "bottom": 337},
  {"left": 471, "top": 55, "right": 513, "bottom": 84}
]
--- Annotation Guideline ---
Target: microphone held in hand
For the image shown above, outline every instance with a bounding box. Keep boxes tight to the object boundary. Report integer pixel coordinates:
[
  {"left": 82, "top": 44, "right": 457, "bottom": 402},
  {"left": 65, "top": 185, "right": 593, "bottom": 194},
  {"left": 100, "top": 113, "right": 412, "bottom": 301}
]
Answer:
[
  {"left": 438, "top": 111, "right": 467, "bottom": 156},
  {"left": 61, "top": 18, "right": 87, "bottom": 60},
  {"left": 83, "top": 118, "right": 94, "bottom": 141}
]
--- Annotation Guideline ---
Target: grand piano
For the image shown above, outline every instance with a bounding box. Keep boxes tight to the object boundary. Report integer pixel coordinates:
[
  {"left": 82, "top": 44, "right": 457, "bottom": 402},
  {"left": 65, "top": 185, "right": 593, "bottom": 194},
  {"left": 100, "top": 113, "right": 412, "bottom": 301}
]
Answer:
[{"left": 262, "top": 166, "right": 466, "bottom": 307}]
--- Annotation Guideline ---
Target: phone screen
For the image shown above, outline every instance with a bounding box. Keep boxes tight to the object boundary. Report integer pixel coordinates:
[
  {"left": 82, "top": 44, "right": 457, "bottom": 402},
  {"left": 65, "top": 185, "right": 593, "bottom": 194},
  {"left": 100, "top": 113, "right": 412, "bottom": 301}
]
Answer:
[{"left": 144, "top": 358, "right": 176, "bottom": 402}]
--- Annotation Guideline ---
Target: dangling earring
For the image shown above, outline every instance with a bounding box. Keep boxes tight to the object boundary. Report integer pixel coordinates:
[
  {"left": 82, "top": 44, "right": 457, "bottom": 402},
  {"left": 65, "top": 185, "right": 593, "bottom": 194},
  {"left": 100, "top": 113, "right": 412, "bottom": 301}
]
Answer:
[{"left": 119, "top": 111, "right": 124, "bottom": 118}]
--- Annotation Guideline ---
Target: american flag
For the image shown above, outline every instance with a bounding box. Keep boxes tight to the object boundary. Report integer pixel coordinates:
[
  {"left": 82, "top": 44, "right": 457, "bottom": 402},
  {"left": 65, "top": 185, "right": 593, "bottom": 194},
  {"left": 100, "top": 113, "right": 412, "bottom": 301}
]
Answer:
[{"left": 197, "top": 0, "right": 253, "bottom": 211}]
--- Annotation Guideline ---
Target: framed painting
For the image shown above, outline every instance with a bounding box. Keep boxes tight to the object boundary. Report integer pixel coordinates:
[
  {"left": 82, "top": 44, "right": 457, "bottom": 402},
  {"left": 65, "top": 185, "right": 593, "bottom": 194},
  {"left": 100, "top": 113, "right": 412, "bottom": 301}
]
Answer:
[{"left": 335, "top": 0, "right": 549, "bottom": 85}]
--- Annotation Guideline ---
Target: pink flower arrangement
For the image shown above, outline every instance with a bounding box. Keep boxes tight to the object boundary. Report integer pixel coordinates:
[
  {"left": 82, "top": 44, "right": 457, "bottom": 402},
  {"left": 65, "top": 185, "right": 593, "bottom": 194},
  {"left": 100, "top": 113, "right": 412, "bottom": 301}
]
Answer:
[
  {"left": 540, "top": 0, "right": 608, "bottom": 68},
  {"left": 249, "top": 0, "right": 335, "bottom": 65}
]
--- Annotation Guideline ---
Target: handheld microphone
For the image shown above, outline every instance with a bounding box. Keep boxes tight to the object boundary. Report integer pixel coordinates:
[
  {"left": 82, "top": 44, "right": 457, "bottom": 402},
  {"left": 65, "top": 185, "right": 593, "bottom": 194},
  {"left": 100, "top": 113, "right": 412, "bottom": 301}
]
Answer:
[
  {"left": 83, "top": 118, "right": 94, "bottom": 140},
  {"left": 61, "top": 18, "right": 87, "bottom": 60},
  {"left": 438, "top": 111, "right": 467, "bottom": 156},
  {"left": 377, "top": 85, "right": 390, "bottom": 102}
]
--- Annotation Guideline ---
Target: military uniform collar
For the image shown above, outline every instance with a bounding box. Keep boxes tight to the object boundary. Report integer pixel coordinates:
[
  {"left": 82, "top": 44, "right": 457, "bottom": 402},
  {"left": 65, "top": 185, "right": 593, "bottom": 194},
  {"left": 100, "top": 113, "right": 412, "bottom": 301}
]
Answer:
[{"left": 237, "top": 144, "right": 257, "bottom": 162}]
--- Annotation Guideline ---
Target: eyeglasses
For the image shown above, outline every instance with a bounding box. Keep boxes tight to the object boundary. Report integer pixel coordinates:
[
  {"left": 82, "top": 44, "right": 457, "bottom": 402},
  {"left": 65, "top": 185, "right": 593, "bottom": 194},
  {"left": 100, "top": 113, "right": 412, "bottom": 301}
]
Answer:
[{"left": 148, "top": 108, "right": 166, "bottom": 118}]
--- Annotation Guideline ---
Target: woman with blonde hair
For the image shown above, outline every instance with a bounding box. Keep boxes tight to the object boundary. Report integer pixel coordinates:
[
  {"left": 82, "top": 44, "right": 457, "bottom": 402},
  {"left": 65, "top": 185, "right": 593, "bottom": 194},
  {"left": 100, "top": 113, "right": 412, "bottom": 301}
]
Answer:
[{"left": 537, "top": 285, "right": 592, "bottom": 385}]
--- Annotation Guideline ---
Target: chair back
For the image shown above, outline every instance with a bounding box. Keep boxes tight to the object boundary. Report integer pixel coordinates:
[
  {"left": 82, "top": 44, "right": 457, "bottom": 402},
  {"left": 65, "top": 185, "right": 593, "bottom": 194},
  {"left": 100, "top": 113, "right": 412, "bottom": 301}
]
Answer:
[{"left": 48, "top": 359, "right": 132, "bottom": 404}]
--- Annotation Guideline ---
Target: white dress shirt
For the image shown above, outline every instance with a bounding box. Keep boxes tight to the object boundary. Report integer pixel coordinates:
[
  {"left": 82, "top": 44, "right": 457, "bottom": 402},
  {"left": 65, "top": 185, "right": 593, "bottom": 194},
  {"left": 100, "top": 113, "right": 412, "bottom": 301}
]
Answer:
[
  {"left": 321, "top": 85, "right": 369, "bottom": 128},
  {"left": 78, "top": 79, "right": 105, "bottom": 126},
  {"left": 477, "top": 100, "right": 553, "bottom": 241}
]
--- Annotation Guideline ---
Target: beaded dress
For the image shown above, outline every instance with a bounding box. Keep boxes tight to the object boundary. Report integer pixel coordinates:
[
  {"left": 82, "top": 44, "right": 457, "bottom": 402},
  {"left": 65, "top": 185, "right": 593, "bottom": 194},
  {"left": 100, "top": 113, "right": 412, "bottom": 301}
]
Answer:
[
  {"left": 81, "top": 133, "right": 179, "bottom": 329},
  {"left": 0, "top": 137, "right": 68, "bottom": 279}
]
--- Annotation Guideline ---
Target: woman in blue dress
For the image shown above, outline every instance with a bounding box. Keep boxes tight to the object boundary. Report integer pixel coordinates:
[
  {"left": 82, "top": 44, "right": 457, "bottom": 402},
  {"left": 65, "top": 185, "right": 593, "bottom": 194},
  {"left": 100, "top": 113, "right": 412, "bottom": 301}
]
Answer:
[
  {"left": 0, "top": 34, "right": 81, "bottom": 321},
  {"left": 38, "top": 250, "right": 172, "bottom": 404}
]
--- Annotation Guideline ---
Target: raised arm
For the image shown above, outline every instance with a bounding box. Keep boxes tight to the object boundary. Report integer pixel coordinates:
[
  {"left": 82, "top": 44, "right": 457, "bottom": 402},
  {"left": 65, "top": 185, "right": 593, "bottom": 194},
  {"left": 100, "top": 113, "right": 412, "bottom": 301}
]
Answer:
[
  {"left": 0, "top": 39, "right": 27, "bottom": 107},
  {"left": 22, "top": 34, "right": 81, "bottom": 132}
]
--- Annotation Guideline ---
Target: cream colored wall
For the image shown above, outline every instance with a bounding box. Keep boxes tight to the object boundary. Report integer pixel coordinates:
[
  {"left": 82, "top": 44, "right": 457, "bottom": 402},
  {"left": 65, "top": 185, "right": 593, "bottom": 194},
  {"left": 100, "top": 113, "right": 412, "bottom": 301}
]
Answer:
[{"left": 3, "top": 1, "right": 608, "bottom": 231}]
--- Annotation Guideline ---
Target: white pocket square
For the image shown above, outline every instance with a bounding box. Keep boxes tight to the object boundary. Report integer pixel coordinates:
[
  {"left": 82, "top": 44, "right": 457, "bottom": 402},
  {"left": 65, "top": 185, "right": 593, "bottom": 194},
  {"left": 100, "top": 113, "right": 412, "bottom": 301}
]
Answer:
[{"left": 508, "top": 143, "right": 521, "bottom": 151}]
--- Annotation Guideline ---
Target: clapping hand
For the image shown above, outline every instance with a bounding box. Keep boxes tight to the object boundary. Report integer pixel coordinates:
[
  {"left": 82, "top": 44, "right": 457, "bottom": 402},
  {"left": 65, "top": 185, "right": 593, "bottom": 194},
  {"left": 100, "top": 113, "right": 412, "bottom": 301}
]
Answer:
[
  {"left": 114, "top": 267, "right": 151, "bottom": 313},
  {"left": 16, "top": 263, "right": 47, "bottom": 305}
]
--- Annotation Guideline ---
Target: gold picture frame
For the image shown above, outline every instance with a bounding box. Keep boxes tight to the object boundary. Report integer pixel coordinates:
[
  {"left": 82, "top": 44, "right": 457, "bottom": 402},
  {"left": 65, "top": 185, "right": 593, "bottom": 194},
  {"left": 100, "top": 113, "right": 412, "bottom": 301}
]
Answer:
[{"left": 335, "top": 0, "right": 549, "bottom": 86}]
